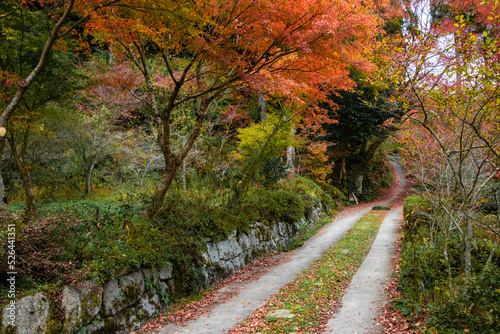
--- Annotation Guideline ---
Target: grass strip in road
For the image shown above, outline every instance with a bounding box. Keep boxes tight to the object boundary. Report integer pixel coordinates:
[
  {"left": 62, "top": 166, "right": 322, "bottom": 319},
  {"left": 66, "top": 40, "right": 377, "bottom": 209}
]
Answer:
[{"left": 228, "top": 209, "right": 389, "bottom": 334}]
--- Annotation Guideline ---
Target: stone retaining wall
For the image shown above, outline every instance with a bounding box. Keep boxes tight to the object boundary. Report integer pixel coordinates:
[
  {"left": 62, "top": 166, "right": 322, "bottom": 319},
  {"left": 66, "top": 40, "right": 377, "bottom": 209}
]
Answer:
[{"left": 0, "top": 206, "right": 323, "bottom": 334}]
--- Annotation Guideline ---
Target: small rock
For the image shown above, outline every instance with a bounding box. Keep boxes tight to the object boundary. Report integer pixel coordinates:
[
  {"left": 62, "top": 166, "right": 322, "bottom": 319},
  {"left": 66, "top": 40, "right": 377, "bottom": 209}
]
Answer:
[{"left": 269, "top": 309, "right": 296, "bottom": 318}]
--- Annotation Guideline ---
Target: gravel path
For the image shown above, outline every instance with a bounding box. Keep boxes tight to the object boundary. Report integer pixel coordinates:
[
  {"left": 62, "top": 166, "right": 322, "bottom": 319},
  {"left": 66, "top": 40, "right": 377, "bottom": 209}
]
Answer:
[{"left": 156, "top": 162, "right": 405, "bottom": 334}]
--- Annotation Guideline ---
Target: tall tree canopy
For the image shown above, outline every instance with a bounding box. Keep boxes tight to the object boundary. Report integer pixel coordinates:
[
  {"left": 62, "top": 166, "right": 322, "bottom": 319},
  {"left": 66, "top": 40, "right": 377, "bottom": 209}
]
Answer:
[
  {"left": 0, "top": 0, "right": 125, "bottom": 214},
  {"left": 85, "top": 0, "right": 387, "bottom": 215}
]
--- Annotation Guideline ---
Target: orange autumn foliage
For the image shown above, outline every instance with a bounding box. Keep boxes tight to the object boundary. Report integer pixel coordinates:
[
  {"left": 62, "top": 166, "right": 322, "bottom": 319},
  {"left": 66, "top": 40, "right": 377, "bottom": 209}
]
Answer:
[{"left": 83, "top": 0, "right": 392, "bottom": 213}]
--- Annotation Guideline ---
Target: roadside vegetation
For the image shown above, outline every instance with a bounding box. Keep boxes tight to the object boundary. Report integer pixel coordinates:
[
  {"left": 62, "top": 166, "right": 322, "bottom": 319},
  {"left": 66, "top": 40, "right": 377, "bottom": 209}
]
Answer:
[
  {"left": 391, "top": 196, "right": 500, "bottom": 334},
  {"left": 374, "top": 1, "right": 500, "bottom": 332}
]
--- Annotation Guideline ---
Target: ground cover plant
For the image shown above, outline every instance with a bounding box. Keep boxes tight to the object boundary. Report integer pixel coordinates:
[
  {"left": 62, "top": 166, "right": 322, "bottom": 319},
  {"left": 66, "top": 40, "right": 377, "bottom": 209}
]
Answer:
[
  {"left": 390, "top": 195, "right": 500, "bottom": 334},
  {"left": 0, "top": 175, "right": 339, "bottom": 301},
  {"left": 225, "top": 209, "right": 389, "bottom": 334}
]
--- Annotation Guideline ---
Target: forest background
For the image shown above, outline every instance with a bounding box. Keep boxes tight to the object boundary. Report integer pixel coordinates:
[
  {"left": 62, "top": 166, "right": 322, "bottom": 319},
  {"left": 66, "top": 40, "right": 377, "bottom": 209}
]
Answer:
[{"left": 0, "top": 0, "right": 499, "bottom": 333}]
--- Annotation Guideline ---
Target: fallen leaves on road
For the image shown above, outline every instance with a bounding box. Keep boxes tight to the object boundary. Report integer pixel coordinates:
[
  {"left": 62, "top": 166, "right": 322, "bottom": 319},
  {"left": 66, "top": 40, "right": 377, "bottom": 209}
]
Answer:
[
  {"left": 132, "top": 252, "right": 291, "bottom": 333},
  {"left": 227, "top": 210, "right": 387, "bottom": 334},
  {"left": 376, "top": 236, "right": 429, "bottom": 333}
]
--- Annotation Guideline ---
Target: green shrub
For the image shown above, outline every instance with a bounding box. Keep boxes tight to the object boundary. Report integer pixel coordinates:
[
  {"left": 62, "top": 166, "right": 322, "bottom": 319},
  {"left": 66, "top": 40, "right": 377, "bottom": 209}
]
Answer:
[
  {"left": 372, "top": 205, "right": 391, "bottom": 210},
  {"left": 157, "top": 193, "right": 243, "bottom": 241},
  {"left": 289, "top": 177, "right": 336, "bottom": 214},
  {"left": 318, "top": 182, "right": 346, "bottom": 202},
  {"left": 403, "top": 194, "right": 429, "bottom": 218},
  {"left": 426, "top": 266, "right": 500, "bottom": 334},
  {"left": 402, "top": 194, "right": 430, "bottom": 238},
  {"left": 243, "top": 188, "right": 305, "bottom": 225}
]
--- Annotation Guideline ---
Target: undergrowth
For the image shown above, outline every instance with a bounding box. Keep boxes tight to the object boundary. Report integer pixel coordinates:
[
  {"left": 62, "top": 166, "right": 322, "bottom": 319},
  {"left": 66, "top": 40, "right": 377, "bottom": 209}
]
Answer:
[
  {"left": 0, "top": 176, "right": 341, "bottom": 302},
  {"left": 393, "top": 195, "right": 500, "bottom": 334}
]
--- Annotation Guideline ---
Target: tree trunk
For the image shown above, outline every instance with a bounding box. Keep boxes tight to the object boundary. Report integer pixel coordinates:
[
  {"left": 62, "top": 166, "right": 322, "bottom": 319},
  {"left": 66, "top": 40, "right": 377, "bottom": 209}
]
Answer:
[
  {"left": 258, "top": 92, "right": 267, "bottom": 122},
  {"left": 286, "top": 146, "right": 295, "bottom": 171},
  {"left": 148, "top": 159, "right": 177, "bottom": 217},
  {"left": 85, "top": 159, "right": 98, "bottom": 194},
  {"left": 9, "top": 135, "right": 36, "bottom": 216},
  {"left": 22, "top": 170, "right": 36, "bottom": 216},
  {"left": 0, "top": 171, "right": 8, "bottom": 218},
  {"left": 286, "top": 126, "right": 296, "bottom": 172},
  {"left": 459, "top": 215, "right": 473, "bottom": 297},
  {"left": 339, "top": 149, "right": 347, "bottom": 184},
  {"left": 148, "top": 97, "right": 215, "bottom": 217},
  {"left": 443, "top": 236, "right": 454, "bottom": 298}
]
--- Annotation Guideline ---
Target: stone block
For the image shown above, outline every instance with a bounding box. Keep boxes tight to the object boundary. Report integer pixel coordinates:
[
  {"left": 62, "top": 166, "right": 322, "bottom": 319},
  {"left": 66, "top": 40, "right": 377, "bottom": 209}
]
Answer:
[
  {"left": 137, "top": 291, "right": 161, "bottom": 319},
  {"left": 206, "top": 241, "right": 220, "bottom": 263},
  {"left": 1, "top": 292, "right": 52, "bottom": 334},
  {"left": 216, "top": 238, "right": 242, "bottom": 260},
  {"left": 218, "top": 260, "right": 236, "bottom": 276},
  {"left": 61, "top": 281, "right": 102, "bottom": 334},
  {"left": 247, "top": 230, "right": 260, "bottom": 247},
  {"left": 201, "top": 251, "right": 210, "bottom": 264},
  {"left": 271, "top": 224, "right": 280, "bottom": 239},
  {"left": 237, "top": 232, "right": 252, "bottom": 251},
  {"left": 277, "top": 222, "right": 287, "bottom": 237},
  {"left": 231, "top": 257, "right": 242, "bottom": 272},
  {"left": 159, "top": 263, "right": 173, "bottom": 280},
  {"left": 102, "top": 271, "right": 145, "bottom": 317}
]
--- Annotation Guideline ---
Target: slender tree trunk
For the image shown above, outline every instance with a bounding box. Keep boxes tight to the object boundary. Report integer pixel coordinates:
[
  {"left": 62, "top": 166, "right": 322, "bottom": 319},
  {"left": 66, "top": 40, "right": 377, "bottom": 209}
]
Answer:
[
  {"left": 0, "top": 137, "right": 7, "bottom": 217},
  {"left": 444, "top": 238, "right": 454, "bottom": 299},
  {"left": 286, "top": 126, "right": 296, "bottom": 172},
  {"left": 140, "top": 157, "right": 155, "bottom": 186},
  {"left": 9, "top": 135, "right": 36, "bottom": 216},
  {"left": 147, "top": 97, "right": 215, "bottom": 217},
  {"left": 0, "top": 171, "right": 8, "bottom": 218},
  {"left": 22, "top": 171, "right": 36, "bottom": 216},
  {"left": 464, "top": 217, "right": 473, "bottom": 278},
  {"left": 339, "top": 149, "right": 347, "bottom": 184},
  {"left": 148, "top": 159, "right": 178, "bottom": 217},
  {"left": 85, "top": 159, "right": 98, "bottom": 194},
  {"left": 258, "top": 92, "right": 267, "bottom": 122},
  {"left": 286, "top": 146, "right": 295, "bottom": 171}
]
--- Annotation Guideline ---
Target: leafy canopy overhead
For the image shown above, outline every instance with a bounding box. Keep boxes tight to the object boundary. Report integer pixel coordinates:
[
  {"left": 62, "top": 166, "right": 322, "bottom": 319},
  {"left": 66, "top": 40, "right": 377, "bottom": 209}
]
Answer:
[{"left": 88, "top": 0, "right": 384, "bottom": 107}]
